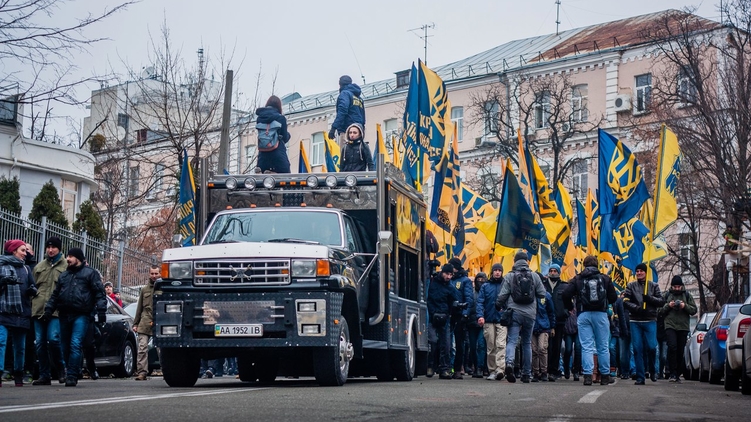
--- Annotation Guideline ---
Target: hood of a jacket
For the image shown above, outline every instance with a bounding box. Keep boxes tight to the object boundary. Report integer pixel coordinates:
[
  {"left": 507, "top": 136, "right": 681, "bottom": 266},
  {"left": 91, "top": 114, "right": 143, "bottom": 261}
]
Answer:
[
  {"left": 511, "top": 260, "right": 530, "bottom": 272},
  {"left": 342, "top": 83, "right": 362, "bottom": 97},
  {"left": 346, "top": 123, "right": 364, "bottom": 143},
  {"left": 255, "top": 106, "right": 282, "bottom": 123},
  {"left": 579, "top": 266, "right": 601, "bottom": 279}
]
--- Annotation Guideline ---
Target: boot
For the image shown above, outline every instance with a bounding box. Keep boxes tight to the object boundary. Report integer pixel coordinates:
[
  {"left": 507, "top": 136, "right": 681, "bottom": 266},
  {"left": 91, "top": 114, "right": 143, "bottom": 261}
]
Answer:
[
  {"left": 593, "top": 355, "right": 600, "bottom": 384},
  {"left": 14, "top": 370, "right": 23, "bottom": 387}
]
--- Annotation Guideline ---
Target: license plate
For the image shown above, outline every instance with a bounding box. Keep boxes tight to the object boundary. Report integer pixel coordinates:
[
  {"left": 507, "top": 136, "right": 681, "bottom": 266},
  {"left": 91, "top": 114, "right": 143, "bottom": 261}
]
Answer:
[{"left": 214, "top": 324, "right": 263, "bottom": 337}]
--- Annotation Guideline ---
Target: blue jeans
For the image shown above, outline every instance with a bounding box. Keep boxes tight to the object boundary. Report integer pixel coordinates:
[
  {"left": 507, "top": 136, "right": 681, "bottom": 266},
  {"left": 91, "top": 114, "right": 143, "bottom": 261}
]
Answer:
[
  {"left": 506, "top": 311, "right": 535, "bottom": 377},
  {"left": 577, "top": 311, "right": 610, "bottom": 375},
  {"left": 0, "top": 324, "right": 27, "bottom": 373},
  {"left": 618, "top": 335, "right": 633, "bottom": 376},
  {"left": 609, "top": 336, "right": 618, "bottom": 375},
  {"left": 59, "top": 314, "right": 89, "bottom": 381},
  {"left": 630, "top": 321, "right": 657, "bottom": 383},
  {"left": 34, "top": 317, "right": 65, "bottom": 379}
]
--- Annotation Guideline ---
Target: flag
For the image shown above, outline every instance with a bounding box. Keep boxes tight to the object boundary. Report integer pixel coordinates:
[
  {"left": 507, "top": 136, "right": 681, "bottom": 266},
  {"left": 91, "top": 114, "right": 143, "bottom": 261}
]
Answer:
[
  {"left": 495, "top": 160, "right": 543, "bottom": 255},
  {"left": 613, "top": 216, "right": 651, "bottom": 272},
  {"left": 528, "top": 149, "right": 568, "bottom": 265},
  {"left": 178, "top": 149, "right": 196, "bottom": 247},
  {"left": 653, "top": 124, "right": 681, "bottom": 237},
  {"left": 429, "top": 125, "right": 462, "bottom": 258},
  {"left": 517, "top": 131, "right": 537, "bottom": 211},
  {"left": 585, "top": 189, "right": 599, "bottom": 255},
  {"left": 374, "top": 123, "right": 391, "bottom": 167},
  {"left": 323, "top": 132, "right": 341, "bottom": 172},
  {"left": 598, "top": 129, "right": 650, "bottom": 256},
  {"left": 459, "top": 183, "right": 496, "bottom": 262},
  {"left": 576, "top": 199, "right": 588, "bottom": 248},
  {"left": 298, "top": 142, "right": 312, "bottom": 173}
]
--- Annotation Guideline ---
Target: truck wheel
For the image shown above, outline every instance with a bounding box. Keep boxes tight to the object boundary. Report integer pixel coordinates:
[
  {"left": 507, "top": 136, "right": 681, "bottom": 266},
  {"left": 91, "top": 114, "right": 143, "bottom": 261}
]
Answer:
[
  {"left": 313, "top": 318, "right": 352, "bottom": 386},
  {"left": 391, "top": 330, "right": 416, "bottom": 381},
  {"left": 161, "top": 348, "right": 200, "bottom": 387},
  {"left": 237, "top": 355, "right": 258, "bottom": 382},
  {"left": 724, "top": 358, "right": 739, "bottom": 391}
]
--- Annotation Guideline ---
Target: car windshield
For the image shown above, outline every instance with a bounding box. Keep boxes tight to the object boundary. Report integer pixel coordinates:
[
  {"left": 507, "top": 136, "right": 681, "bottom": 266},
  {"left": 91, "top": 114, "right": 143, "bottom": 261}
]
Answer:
[{"left": 203, "top": 210, "right": 343, "bottom": 246}]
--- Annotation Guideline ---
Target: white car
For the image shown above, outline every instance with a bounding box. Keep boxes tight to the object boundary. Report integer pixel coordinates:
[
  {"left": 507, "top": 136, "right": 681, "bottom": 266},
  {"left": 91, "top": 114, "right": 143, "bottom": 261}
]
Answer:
[
  {"left": 685, "top": 311, "right": 716, "bottom": 381},
  {"left": 724, "top": 295, "right": 751, "bottom": 391}
]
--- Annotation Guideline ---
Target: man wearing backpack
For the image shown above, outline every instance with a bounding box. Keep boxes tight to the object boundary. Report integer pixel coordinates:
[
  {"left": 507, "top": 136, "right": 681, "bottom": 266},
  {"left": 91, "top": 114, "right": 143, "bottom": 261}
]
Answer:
[
  {"left": 562, "top": 255, "right": 618, "bottom": 386},
  {"left": 494, "top": 250, "right": 546, "bottom": 383}
]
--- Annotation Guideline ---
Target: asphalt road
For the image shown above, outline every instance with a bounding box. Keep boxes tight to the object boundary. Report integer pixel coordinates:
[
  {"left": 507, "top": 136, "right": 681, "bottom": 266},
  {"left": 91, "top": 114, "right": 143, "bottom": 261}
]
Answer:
[{"left": 1, "top": 374, "right": 749, "bottom": 421}]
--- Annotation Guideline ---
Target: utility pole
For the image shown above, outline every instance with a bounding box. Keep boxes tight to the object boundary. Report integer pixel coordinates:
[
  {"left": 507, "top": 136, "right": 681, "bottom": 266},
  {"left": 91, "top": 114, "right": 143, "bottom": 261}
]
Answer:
[
  {"left": 218, "top": 69, "right": 233, "bottom": 174},
  {"left": 409, "top": 23, "right": 435, "bottom": 65},
  {"left": 555, "top": 0, "right": 561, "bottom": 36}
]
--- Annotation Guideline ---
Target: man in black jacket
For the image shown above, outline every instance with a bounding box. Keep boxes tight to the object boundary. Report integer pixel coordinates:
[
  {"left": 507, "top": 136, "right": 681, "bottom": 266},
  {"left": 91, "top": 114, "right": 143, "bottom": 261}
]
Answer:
[
  {"left": 543, "top": 264, "right": 567, "bottom": 381},
  {"left": 427, "top": 264, "right": 461, "bottom": 379},
  {"left": 622, "top": 262, "right": 665, "bottom": 385},
  {"left": 43, "top": 248, "right": 106, "bottom": 387}
]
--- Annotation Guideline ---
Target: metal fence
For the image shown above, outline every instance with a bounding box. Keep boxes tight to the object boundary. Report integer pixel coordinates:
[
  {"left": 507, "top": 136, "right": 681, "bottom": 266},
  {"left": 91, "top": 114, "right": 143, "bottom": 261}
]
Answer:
[{"left": 0, "top": 206, "right": 156, "bottom": 304}]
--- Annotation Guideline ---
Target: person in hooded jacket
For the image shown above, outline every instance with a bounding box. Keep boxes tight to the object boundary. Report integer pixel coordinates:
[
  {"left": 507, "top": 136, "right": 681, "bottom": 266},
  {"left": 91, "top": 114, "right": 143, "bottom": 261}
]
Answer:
[
  {"left": 256, "top": 95, "right": 291, "bottom": 174},
  {"left": 532, "top": 290, "right": 556, "bottom": 382},
  {"left": 0, "top": 239, "right": 37, "bottom": 387},
  {"left": 427, "top": 264, "right": 461, "bottom": 379},
  {"left": 329, "top": 75, "right": 365, "bottom": 145},
  {"left": 466, "top": 272, "right": 486, "bottom": 378},
  {"left": 477, "top": 263, "right": 506, "bottom": 380},
  {"left": 661, "top": 275, "right": 696, "bottom": 382},
  {"left": 448, "top": 257, "right": 474, "bottom": 379},
  {"left": 543, "top": 263, "right": 567, "bottom": 381},
  {"left": 339, "top": 123, "right": 374, "bottom": 171}
]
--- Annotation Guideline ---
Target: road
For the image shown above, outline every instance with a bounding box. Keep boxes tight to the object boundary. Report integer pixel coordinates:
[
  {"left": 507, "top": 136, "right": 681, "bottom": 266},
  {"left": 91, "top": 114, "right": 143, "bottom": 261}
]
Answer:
[{"left": 1, "top": 374, "right": 748, "bottom": 421}]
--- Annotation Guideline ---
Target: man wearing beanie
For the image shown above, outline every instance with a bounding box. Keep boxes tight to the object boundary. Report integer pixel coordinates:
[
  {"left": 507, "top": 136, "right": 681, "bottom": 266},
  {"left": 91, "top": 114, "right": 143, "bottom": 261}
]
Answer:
[
  {"left": 495, "top": 250, "right": 546, "bottom": 383},
  {"left": 622, "top": 262, "right": 665, "bottom": 385},
  {"left": 661, "top": 275, "right": 697, "bottom": 383},
  {"left": 477, "top": 263, "right": 507, "bottom": 380},
  {"left": 30, "top": 237, "right": 68, "bottom": 385},
  {"left": 329, "top": 74, "right": 365, "bottom": 146},
  {"left": 467, "top": 272, "right": 486, "bottom": 378},
  {"left": 543, "top": 263, "right": 567, "bottom": 381},
  {"left": 43, "top": 248, "right": 106, "bottom": 387},
  {"left": 427, "top": 264, "right": 461, "bottom": 379},
  {"left": 448, "top": 257, "right": 473, "bottom": 379}
]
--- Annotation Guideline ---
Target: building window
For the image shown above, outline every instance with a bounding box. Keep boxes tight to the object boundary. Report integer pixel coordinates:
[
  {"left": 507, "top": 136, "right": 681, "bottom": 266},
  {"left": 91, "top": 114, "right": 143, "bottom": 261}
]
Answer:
[
  {"left": 117, "top": 113, "right": 129, "bottom": 129},
  {"left": 396, "top": 69, "right": 411, "bottom": 89},
  {"left": 245, "top": 145, "right": 257, "bottom": 170},
  {"left": 451, "top": 106, "right": 464, "bottom": 141},
  {"left": 61, "top": 179, "right": 77, "bottom": 224},
  {"left": 483, "top": 101, "right": 499, "bottom": 136},
  {"left": 571, "top": 159, "right": 588, "bottom": 199},
  {"left": 678, "top": 65, "right": 697, "bottom": 104},
  {"left": 147, "top": 164, "right": 164, "bottom": 199},
  {"left": 128, "top": 165, "right": 139, "bottom": 198},
  {"left": 635, "top": 74, "right": 652, "bottom": 113},
  {"left": 311, "top": 132, "right": 324, "bottom": 166},
  {"left": 571, "top": 85, "right": 588, "bottom": 122},
  {"left": 534, "top": 92, "right": 551, "bottom": 129},
  {"left": 679, "top": 233, "right": 697, "bottom": 273}
]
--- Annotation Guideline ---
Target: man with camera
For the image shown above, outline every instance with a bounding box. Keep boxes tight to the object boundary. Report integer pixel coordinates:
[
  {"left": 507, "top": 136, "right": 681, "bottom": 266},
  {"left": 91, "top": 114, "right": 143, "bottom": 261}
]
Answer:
[
  {"left": 661, "top": 276, "right": 697, "bottom": 383},
  {"left": 427, "top": 264, "right": 461, "bottom": 379}
]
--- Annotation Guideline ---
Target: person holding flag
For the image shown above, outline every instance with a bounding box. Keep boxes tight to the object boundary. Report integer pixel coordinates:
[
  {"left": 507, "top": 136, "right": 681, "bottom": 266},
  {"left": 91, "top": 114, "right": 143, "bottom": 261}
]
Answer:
[{"left": 622, "top": 262, "right": 664, "bottom": 385}]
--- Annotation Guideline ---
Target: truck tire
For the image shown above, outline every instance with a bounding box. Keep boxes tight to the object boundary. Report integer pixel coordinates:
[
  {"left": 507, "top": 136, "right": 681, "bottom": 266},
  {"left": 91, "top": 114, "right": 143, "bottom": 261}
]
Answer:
[
  {"left": 237, "top": 355, "right": 258, "bottom": 382},
  {"left": 313, "top": 318, "right": 352, "bottom": 386},
  {"left": 162, "top": 348, "right": 200, "bottom": 387},
  {"left": 391, "top": 330, "right": 416, "bottom": 381},
  {"left": 113, "top": 339, "right": 136, "bottom": 378}
]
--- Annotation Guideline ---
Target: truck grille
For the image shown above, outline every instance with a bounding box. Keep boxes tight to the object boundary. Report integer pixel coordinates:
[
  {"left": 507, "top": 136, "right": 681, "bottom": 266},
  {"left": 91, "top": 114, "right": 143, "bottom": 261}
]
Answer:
[{"left": 194, "top": 260, "right": 291, "bottom": 285}]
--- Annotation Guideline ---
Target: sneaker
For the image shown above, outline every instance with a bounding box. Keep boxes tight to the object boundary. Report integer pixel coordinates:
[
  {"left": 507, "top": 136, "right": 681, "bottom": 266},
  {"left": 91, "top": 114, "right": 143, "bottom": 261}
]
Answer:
[
  {"left": 452, "top": 372, "right": 463, "bottom": 380},
  {"left": 540, "top": 373, "right": 548, "bottom": 382},
  {"left": 505, "top": 366, "right": 516, "bottom": 383},
  {"left": 486, "top": 372, "right": 497, "bottom": 380},
  {"left": 90, "top": 371, "right": 99, "bottom": 380},
  {"left": 65, "top": 378, "right": 77, "bottom": 387},
  {"left": 583, "top": 374, "right": 593, "bottom": 386},
  {"left": 634, "top": 379, "right": 645, "bottom": 385},
  {"left": 58, "top": 369, "right": 67, "bottom": 384},
  {"left": 573, "top": 374, "right": 580, "bottom": 382},
  {"left": 426, "top": 367, "right": 434, "bottom": 378},
  {"left": 600, "top": 375, "right": 610, "bottom": 385},
  {"left": 650, "top": 372, "right": 657, "bottom": 382},
  {"left": 202, "top": 369, "right": 214, "bottom": 379},
  {"left": 620, "top": 374, "right": 630, "bottom": 380},
  {"left": 531, "top": 375, "right": 539, "bottom": 382},
  {"left": 548, "top": 374, "right": 557, "bottom": 382},
  {"left": 32, "top": 378, "right": 52, "bottom": 386},
  {"left": 439, "top": 371, "right": 453, "bottom": 379},
  {"left": 521, "top": 375, "right": 530, "bottom": 383}
]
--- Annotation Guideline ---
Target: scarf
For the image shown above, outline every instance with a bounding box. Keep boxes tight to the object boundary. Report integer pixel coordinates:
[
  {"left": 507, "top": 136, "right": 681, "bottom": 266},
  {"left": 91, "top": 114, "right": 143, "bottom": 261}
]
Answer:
[{"left": 0, "top": 258, "right": 24, "bottom": 315}]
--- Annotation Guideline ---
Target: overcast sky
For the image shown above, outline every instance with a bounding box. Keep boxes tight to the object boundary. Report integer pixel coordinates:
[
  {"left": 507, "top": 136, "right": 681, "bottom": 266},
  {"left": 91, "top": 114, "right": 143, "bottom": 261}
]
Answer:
[{"left": 14, "top": 0, "right": 722, "bottom": 138}]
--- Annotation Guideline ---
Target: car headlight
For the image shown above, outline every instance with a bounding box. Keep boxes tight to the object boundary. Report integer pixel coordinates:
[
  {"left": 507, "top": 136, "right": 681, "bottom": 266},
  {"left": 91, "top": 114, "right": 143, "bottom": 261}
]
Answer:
[
  {"left": 168, "top": 262, "right": 192, "bottom": 279},
  {"left": 291, "top": 260, "right": 317, "bottom": 277}
]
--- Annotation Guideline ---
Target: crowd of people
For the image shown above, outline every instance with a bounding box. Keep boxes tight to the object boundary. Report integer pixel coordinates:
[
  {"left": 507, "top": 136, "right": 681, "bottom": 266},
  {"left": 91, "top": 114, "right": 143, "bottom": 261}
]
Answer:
[{"left": 426, "top": 251, "right": 698, "bottom": 386}]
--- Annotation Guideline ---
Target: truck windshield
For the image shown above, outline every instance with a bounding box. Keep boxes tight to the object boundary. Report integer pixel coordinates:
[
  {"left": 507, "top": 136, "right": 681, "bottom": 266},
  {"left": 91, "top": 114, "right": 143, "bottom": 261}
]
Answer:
[{"left": 203, "top": 211, "right": 343, "bottom": 246}]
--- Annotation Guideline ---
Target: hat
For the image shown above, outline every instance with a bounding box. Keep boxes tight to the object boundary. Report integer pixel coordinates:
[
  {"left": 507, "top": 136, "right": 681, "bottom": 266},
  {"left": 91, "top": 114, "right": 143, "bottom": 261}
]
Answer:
[
  {"left": 441, "top": 264, "right": 455, "bottom": 274},
  {"left": 67, "top": 247, "right": 85, "bottom": 263},
  {"left": 548, "top": 263, "right": 561, "bottom": 273},
  {"left": 475, "top": 272, "right": 487, "bottom": 280},
  {"left": 113, "top": 288, "right": 120, "bottom": 294},
  {"left": 491, "top": 263, "right": 504, "bottom": 272},
  {"left": 46, "top": 236, "right": 63, "bottom": 250},
  {"left": 448, "top": 257, "right": 463, "bottom": 271},
  {"left": 514, "top": 250, "right": 528, "bottom": 262},
  {"left": 635, "top": 263, "right": 648, "bottom": 272},
  {"left": 104, "top": 281, "right": 113, "bottom": 288},
  {"left": 339, "top": 75, "right": 352, "bottom": 86},
  {"left": 3, "top": 239, "right": 25, "bottom": 254},
  {"left": 671, "top": 276, "right": 684, "bottom": 286}
]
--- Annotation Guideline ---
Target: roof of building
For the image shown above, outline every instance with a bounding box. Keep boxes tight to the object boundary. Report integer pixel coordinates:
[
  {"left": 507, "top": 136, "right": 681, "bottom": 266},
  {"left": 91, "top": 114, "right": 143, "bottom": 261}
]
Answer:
[{"left": 283, "top": 9, "right": 719, "bottom": 115}]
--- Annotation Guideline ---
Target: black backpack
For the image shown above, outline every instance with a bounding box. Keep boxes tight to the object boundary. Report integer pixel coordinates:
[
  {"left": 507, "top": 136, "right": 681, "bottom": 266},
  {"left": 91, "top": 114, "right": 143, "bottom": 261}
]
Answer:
[
  {"left": 511, "top": 269, "right": 535, "bottom": 305},
  {"left": 578, "top": 274, "right": 607, "bottom": 310}
]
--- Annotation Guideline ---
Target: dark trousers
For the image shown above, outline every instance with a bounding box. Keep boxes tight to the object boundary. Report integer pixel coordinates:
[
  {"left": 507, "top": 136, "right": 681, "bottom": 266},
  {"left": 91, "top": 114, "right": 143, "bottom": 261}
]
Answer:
[
  {"left": 548, "top": 323, "right": 565, "bottom": 376},
  {"left": 466, "top": 325, "right": 482, "bottom": 372},
  {"left": 665, "top": 328, "right": 688, "bottom": 378},
  {"left": 563, "top": 333, "right": 581, "bottom": 376},
  {"left": 429, "top": 320, "right": 451, "bottom": 373},
  {"left": 453, "top": 320, "right": 467, "bottom": 372}
]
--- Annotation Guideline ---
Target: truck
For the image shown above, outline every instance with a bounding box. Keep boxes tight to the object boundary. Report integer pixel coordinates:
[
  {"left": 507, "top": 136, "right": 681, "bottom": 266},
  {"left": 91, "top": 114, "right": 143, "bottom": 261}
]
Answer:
[{"left": 154, "top": 161, "right": 430, "bottom": 386}]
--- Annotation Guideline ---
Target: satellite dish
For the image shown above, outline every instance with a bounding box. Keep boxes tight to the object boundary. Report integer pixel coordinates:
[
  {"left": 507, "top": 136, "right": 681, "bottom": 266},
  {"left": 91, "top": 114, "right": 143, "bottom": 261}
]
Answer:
[
  {"left": 115, "top": 127, "right": 126, "bottom": 141},
  {"left": 141, "top": 66, "right": 156, "bottom": 79}
]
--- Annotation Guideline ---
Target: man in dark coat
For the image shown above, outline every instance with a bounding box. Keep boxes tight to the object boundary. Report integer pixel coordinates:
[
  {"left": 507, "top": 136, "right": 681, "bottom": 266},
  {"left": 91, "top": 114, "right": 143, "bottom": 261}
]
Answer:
[
  {"left": 427, "top": 264, "right": 461, "bottom": 379},
  {"left": 661, "top": 275, "right": 697, "bottom": 382},
  {"left": 543, "top": 263, "right": 567, "bottom": 381},
  {"left": 44, "top": 248, "right": 106, "bottom": 387},
  {"left": 448, "top": 257, "right": 474, "bottom": 379},
  {"left": 329, "top": 75, "right": 365, "bottom": 146}
]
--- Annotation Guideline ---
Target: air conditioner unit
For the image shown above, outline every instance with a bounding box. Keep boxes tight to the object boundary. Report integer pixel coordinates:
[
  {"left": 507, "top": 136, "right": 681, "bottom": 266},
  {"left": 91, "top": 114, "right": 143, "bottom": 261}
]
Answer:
[
  {"left": 479, "top": 139, "right": 497, "bottom": 148},
  {"left": 562, "top": 122, "right": 572, "bottom": 132},
  {"left": 614, "top": 94, "right": 632, "bottom": 112}
]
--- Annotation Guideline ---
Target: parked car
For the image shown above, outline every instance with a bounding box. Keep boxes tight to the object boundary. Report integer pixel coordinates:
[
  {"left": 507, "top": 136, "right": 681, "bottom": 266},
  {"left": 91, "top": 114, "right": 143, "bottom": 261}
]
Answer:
[
  {"left": 739, "top": 303, "right": 751, "bottom": 395},
  {"left": 123, "top": 302, "right": 161, "bottom": 373},
  {"left": 684, "top": 311, "right": 716, "bottom": 381},
  {"left": 699, "top": 303, "right": 742, "bottom": 384},
  {"left": 94, "top": 296, "right": 138, "bottom": 377},
  {"left": 724, "top": 296, "right": 751, "bottom": 390}
]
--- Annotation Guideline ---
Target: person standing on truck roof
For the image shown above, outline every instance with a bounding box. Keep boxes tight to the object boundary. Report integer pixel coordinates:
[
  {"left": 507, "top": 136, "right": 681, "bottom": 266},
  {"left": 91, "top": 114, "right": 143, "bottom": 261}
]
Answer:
[
  {"left": 256, "top": 95, "right": 291, "bottom": 174},
  {"left": 339, "top": 123, "right": 374, "bottom": 171},
  {"left": 329, "top": 75, "right": 365, "bottom": 147}
]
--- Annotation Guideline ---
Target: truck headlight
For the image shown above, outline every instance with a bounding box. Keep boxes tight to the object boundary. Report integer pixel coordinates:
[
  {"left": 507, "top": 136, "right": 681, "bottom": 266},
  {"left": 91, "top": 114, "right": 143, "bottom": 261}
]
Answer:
[
  {"left": 291, "top": 260, "right": 317, "bottom": 277},
  {"left": 167, "top": 262, "right": 192, "bottom": 279},
  {"left": 165, "top": 303, "right": 182, "bottom": 313}
]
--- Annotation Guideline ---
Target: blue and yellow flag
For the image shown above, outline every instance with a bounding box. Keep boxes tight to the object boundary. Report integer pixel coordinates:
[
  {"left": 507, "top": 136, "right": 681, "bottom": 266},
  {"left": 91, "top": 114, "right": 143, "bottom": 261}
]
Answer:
[
  {"left": 613, "top": 216, "right": 650, "bottom": 272},
  {"left": 653, "top": 124, "right": 681, "bottom": 237},
  {"left": 598, "top": 129, "right": 650, "bottom": 256},
  {"left": 459, "top": 183, "right": 496, "bottom": 263},
  {"left": 429, "top": 126, "right": 461, "bottom": 258},
  {"left": 495, "top": 160, "right": 543, "bottom": 255},
  {"left": 576, "top": 199, "right": 587, "bottom": 248},
  {"left": 374, "top": 123, "right": 391, "bottom": 168},
  {"left": 178, "top": 149, "right": 196, "bottom": 246},
  {"left": 323, "top": 132, "right": 341, "bottom": 172},
  {"left": 298, "top": 142, "right": 312, "bottom": 173}
]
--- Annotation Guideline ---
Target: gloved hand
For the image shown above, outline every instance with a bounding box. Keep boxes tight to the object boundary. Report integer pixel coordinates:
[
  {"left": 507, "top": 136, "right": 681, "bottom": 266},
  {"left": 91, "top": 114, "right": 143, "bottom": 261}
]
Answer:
[
  {"left": 40, "top": 311, "right": 51, "bottom": 322},
  {"left": 461, "top": 314, "right": 469, "bottom": 323},
  {"left": 327, "top": 129, "right": 336, "bottom": 140},
  {"left": 643, "top": 295, "right": 655, "bottom": 305},
  {"left": 97, "top": 312, "right": 107, "bottom": 327}
]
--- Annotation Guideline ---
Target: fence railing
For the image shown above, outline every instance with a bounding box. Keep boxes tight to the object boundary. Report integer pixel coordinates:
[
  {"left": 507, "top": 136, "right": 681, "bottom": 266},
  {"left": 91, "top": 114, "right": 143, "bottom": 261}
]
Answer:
[{"left": 0, "top": 206, "right": 156, "bottom": 304}]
